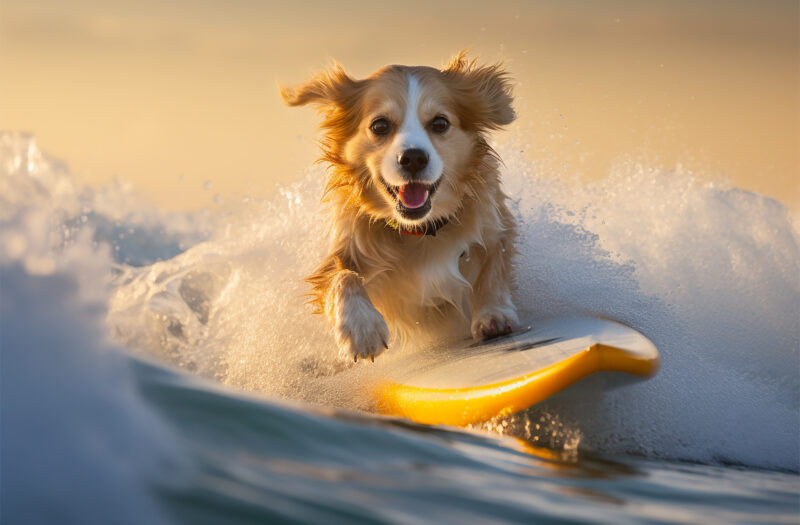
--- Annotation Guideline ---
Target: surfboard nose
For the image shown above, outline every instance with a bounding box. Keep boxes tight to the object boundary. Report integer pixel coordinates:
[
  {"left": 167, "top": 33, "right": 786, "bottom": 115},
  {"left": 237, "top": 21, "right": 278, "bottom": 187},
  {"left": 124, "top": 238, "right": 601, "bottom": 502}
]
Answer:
[{"left": 374, "top": 317, "right": 660, "bottom": 426}]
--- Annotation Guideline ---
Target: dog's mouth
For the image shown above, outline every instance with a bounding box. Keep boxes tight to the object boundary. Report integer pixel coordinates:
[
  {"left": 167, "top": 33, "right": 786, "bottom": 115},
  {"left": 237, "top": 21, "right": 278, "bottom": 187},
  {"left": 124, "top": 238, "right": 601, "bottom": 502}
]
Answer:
[
  {"left": 397, "top": 183, "right": 429, "bottom": 209},
  {"left": 380, "top": 178, "right": 441, "bottom": 220}
]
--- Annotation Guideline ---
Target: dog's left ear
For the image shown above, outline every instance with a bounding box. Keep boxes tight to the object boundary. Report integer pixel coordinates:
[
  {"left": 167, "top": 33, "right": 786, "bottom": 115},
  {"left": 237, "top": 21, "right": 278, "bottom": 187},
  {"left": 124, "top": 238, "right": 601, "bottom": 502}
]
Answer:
[
  {"left": 280, "top": 63, "right": 363, "bottom": 109},
  {"left": 442, "top": 51, "right": 515, "bottom": 131}
]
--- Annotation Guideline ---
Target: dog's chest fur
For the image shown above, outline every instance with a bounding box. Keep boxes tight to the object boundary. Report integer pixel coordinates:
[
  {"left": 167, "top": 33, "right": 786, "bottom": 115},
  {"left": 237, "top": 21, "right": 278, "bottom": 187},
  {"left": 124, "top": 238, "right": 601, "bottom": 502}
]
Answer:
[
  {"left": 342, "top": 197, "right": 503, "bottom": 335},
  {"left": 362, "top": 236, "right": 474, "bottom": 334}
]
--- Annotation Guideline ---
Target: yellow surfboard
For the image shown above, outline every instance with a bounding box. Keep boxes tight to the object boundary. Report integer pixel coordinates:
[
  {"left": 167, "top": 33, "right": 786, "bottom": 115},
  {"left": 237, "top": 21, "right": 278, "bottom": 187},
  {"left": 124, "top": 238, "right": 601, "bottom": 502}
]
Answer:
[{"left": 375, "top": 317, "right": 660, "bottom": 426}]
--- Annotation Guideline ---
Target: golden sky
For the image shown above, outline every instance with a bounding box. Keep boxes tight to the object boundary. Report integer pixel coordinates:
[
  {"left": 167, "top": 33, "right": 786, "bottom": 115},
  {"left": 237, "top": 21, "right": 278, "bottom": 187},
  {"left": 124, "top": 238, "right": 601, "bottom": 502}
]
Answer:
[{"left": 1, "top": 0, "right": 797, "bottom": 210}]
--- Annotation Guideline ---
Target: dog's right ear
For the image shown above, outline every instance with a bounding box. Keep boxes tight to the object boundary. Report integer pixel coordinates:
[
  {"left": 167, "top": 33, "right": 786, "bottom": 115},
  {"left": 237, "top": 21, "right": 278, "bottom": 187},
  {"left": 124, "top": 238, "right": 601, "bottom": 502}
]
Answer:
[{"left": 280, "top": 63, "right": 363, "bottom": 108}]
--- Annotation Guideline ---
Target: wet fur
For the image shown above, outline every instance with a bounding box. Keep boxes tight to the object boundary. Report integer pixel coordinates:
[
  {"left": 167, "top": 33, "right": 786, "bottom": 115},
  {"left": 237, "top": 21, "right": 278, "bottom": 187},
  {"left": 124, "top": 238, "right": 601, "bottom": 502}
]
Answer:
[{"left": 282, "top": 52, "right": 518, "bottom": 360}]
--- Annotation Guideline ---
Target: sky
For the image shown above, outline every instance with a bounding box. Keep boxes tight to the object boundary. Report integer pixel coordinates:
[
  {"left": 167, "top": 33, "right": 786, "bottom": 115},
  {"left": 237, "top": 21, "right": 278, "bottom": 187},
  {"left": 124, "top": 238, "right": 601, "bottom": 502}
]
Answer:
[{"left": 1, "top": 0, "right": 797, "bottom": 210}]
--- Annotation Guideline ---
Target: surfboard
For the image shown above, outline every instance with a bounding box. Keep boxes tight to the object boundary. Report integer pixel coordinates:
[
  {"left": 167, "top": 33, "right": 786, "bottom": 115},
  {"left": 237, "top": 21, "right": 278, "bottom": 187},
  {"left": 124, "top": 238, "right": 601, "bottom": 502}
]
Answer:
[{"left": 375, "top": 317, "right": 660, "bottom": 426}]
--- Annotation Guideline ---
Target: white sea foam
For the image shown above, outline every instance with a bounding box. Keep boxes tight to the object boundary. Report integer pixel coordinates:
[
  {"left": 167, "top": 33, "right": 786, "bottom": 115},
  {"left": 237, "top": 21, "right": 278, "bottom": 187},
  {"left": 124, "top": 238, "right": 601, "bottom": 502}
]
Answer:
[
  {"left": 1, "top": 131, "right": 797, "bottom": 470},
  {"left": 0, "top": 133, "right": 183, "bottom": 524}
]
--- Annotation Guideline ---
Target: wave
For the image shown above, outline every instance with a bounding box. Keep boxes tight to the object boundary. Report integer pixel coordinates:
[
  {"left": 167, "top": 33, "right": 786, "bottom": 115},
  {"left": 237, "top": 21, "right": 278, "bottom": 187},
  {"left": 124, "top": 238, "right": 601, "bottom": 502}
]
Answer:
[{"left": 1, "top": 131, "right": 798, "bottom": 470}]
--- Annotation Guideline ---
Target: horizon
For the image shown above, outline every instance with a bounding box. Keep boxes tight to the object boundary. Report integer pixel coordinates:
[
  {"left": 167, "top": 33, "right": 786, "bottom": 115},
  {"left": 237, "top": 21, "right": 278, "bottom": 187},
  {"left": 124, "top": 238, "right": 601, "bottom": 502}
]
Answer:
[{"left": 1, "top": 0, "right": 797, "bottom": 210}]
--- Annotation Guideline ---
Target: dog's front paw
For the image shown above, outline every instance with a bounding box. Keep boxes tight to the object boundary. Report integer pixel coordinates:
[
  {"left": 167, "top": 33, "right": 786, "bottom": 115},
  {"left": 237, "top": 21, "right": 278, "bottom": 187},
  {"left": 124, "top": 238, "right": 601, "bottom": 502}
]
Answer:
[
  {"left": 471, "top": 308, "right": 518, "bottom": 341},
  {"left": 335, "top": 295, "right": 390, "bottom": 362}
]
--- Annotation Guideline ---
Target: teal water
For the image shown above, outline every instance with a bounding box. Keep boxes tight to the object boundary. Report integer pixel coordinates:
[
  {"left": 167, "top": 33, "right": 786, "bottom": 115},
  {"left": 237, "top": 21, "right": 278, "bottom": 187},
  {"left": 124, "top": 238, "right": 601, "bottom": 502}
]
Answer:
[{"left": 138, "top": 359, "right": 799, "bottom": 525}]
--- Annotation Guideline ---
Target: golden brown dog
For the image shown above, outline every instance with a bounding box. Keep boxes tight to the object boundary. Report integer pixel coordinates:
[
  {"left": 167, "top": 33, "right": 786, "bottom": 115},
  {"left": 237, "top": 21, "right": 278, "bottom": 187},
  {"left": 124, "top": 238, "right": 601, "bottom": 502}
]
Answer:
[{"left": 282, "top": 51, "right": 518, "bottom": 361}]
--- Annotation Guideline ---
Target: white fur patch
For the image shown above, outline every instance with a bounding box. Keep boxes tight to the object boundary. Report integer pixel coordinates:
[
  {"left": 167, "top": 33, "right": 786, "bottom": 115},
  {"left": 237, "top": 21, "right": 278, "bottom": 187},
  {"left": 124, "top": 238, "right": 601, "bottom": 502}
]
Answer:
[
  {"left": 380, "top": 74, "right": 444, "bottom": 187},
  {"left": 417, "top": 244, "right": 472, "bottom": 308},
  {"left": 334, "top": 292, "right": 390, "bottom": 361},
  {"left": 470, "top": 292, "right": 520, "bottom": 340}
]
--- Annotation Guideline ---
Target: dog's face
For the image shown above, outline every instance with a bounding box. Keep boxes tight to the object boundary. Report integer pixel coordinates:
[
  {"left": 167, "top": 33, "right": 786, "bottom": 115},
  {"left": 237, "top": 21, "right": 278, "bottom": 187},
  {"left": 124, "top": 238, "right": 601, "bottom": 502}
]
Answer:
[
  {"left": 347, "top": 68, "right": 473, "bottom": 224},
  {"left": 282, "top": 53, "right": 515, "bottom": 227}
]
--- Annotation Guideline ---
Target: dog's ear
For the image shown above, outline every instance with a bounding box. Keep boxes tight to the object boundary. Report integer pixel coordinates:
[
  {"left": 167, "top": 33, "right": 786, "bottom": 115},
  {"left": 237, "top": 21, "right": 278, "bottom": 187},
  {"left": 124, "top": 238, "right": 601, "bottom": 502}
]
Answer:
[
  {"left": 280, "top": 63, "right": 363, "bottom": 109},
  {"left": 442, "top": 50, "right": 515, "bottom": 131},
  {"left": 281, "top": 63, "right": 368, "bottom": 166}
]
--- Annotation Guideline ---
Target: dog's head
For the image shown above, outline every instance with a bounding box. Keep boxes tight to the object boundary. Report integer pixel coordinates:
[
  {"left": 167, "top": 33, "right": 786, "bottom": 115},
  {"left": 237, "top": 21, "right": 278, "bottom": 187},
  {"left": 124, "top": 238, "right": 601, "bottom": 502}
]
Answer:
[{"left": 281, "top": 51, "right": 514, "bottom": 228}]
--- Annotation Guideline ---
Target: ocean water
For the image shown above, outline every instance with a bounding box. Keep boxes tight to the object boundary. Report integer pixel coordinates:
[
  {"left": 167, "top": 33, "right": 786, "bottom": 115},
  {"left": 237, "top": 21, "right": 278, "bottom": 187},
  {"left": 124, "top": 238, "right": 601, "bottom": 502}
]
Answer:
[{"left": 1, "top": 131, "right": 798, "bottom": 524}]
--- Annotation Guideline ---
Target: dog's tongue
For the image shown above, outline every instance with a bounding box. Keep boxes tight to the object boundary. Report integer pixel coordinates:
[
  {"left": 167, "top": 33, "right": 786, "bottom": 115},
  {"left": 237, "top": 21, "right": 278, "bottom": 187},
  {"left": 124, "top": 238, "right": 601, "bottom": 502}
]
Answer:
[{"left": 398, "top": 183, "right": 429, "bottom": 209}]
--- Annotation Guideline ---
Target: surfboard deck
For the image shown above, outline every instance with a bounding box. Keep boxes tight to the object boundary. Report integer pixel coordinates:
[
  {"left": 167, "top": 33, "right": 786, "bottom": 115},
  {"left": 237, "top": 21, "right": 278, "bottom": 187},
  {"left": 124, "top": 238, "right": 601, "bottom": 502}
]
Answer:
[{"left": 375, "top": 317, "right": 660, "bottom": 426}]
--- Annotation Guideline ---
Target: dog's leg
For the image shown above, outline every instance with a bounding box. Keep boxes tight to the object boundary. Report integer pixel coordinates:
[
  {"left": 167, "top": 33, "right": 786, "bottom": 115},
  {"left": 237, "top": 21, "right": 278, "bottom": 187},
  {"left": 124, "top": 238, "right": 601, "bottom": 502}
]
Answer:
[
  {"left": 312, "top": 258, "right": 389, "bottom": 361},
  {"left": 469, "top": 223, "right": 519, "bottom": 341}
]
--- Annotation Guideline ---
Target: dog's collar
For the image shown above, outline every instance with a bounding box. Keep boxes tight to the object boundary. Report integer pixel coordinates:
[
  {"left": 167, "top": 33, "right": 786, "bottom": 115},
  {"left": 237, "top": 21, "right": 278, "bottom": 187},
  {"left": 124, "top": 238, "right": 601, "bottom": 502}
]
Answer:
[{"left": 385, "top": 217, "right": 450, "bottom": 237}]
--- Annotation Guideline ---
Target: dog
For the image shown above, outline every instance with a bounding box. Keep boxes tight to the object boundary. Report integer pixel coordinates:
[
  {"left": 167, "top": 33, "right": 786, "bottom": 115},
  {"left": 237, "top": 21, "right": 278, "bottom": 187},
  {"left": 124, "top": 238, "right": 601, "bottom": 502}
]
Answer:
[{"left": 281, "top": 51, "right": 518, "bottom": 362}]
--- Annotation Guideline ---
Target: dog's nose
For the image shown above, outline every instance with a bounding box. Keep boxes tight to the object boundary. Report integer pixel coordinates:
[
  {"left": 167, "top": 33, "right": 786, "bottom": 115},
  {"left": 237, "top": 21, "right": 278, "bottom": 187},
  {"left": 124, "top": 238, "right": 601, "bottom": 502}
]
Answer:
[{"left": 397, "top": 148, "right": 429, "bottom": 175}]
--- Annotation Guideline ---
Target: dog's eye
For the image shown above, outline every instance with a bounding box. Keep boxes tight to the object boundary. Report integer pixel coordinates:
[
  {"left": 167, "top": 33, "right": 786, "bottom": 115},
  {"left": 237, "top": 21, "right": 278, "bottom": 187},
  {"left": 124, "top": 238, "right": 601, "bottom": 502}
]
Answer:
[
  {"left": 430, "top": 116, "right": 450, "bottom": 133},
  {"left": 370, "top": 118, "right": 391, "bottom": 135}
]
